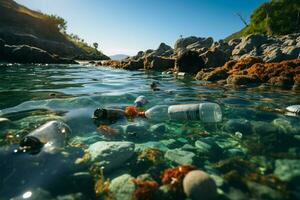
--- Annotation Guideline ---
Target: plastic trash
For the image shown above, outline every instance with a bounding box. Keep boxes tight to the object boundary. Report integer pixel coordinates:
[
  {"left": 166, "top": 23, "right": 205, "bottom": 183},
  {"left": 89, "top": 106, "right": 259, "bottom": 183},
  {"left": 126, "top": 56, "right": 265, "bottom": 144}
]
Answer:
[
  {"left": 18, "top": 120, "right": 71, "bottom": 154},
  {"left": 139, "top": 103, "right": 222, "bottom": 123},
  {"left": 134, "top": 95, "right": 149, "bottom": 107},
  {"left": 93, "top": 108, "right": 126, "bottom": 123},
  {"left": 286, "top": 105, "right": 300, "bottom": 116}
]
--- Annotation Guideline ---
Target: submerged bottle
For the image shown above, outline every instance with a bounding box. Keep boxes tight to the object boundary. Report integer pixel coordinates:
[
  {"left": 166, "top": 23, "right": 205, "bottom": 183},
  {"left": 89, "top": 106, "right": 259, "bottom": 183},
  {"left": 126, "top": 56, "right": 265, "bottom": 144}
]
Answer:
[
  {"left": 134, "top": 96, "right": 149, "bottom": 107},
  {"left": 18, "top": 120, "right": 71, "bottom": 154},
  {"left": 286, "top": 105, "right": 300, "bottom": 115},
  {"left": 139, "top": 103, "right": 222, "bottom": 123},
  {"left": 93, "top": 107, "right": 127, "bottom": 125}
]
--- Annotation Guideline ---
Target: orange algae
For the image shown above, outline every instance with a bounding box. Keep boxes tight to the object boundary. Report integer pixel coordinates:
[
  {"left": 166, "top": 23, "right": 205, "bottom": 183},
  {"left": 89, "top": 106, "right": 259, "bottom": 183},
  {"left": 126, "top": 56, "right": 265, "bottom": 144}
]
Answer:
[
  {"left": 133, "top": 179, "right": 159, "bottom": 200},
  {"left": 97, "top": 125, "right": 119, "bottom": 136},
  {"left": 138, "top": 148, "right": 164, "bottom": 165},
  {"left": 160, "top": 165, "right": 197, "bottom": 190}
]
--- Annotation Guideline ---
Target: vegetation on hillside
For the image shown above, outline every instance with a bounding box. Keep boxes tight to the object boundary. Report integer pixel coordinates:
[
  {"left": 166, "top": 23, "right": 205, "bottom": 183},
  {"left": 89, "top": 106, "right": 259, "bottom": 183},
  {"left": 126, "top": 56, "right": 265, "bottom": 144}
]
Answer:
[
  {"left": 226, "top": 0, "right": 300, "bottom": 40},
  {"left": 0, "top": 0, "right": 106, "bottom": 58}
]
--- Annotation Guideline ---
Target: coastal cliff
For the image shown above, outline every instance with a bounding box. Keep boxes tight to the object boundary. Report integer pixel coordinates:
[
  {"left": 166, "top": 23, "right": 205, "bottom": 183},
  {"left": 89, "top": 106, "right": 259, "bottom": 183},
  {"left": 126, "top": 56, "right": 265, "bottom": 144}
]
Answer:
[{"left": 0, "top": 0, "right": 109, "bottom": 63}]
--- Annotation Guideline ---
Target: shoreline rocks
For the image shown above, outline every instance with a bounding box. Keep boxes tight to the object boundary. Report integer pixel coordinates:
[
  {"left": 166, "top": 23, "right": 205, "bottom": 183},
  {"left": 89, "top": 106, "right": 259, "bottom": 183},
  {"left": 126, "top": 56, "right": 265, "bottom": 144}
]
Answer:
[
  {"left": 96, "top": 33, "right": 299, "bottom": 90},
  {"left": 0, "top": 39, "right": 77, "bottom": 64}
]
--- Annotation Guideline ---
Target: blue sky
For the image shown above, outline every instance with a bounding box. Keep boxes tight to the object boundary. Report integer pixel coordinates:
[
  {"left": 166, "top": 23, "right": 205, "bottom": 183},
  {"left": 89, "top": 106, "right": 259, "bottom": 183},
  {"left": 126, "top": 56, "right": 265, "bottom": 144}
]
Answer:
[{"left": 16, "top": 0, "right": 267, "bottom": 56}]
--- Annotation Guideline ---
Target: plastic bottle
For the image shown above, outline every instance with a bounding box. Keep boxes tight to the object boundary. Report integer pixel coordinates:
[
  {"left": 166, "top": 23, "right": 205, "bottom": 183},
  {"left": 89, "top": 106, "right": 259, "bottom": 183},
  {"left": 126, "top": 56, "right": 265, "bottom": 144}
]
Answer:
[
  {"left": 139, "top": 103, "right": 222, "bottom": 123},
  {"left": 286, "top": 105, "right": 300, "bottom": 115},
  {"left": 134, "top": 96, "right": 149, "bottom": 107},
  {"left": 93, "top": 108, "right": 126, "bottom": 123},
  {"left": 18, "top": 120, "right": 71, "bottom": 154}
]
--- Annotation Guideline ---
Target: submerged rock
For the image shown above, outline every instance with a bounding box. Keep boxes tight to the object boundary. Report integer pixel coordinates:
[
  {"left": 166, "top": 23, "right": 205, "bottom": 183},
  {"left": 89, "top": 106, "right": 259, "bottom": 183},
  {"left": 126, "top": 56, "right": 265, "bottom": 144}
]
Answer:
[
  {"left": 87, "top": 141, "right": 135, "bottom": 172},
  {"left": 183, "top": 170, "right": 217, "bottom": 200},
  {"left": 109, "top": 174, "right": 136, "bottom": 200},
  {"left": 164, "top": 148, "right": 195, "bottom": 165},
  {"left": 223, "top": 119, "right": 253, "bottom": 135},
  {"left": 0, "top": 117, "right": 12, "bottom": 130},
  {"left": 274, "top": 159, "right": 300, "bottom": 183}
]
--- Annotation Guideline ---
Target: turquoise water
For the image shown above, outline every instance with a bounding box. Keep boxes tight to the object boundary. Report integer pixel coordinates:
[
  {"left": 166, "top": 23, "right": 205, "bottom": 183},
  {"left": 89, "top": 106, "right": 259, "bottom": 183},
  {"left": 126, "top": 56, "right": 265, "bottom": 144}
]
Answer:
[{"left": 0, "top": 63, "right": 300, "bottom": 199}]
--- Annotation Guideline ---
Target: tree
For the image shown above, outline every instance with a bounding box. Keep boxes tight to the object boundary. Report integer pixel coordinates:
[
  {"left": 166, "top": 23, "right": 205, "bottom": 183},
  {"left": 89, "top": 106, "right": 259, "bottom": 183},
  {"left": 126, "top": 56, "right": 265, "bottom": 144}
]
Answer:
[
  {"left": 47, "top": 14, "right": 67, "bottom": 32},
  {"left": 93, "top": 42, "right": 99, "bottom": 50}
]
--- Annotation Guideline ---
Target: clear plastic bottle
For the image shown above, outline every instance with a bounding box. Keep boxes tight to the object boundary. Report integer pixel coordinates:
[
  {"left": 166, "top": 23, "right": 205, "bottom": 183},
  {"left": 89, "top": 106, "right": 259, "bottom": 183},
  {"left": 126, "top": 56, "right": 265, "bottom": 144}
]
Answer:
[
  {"left": 18, "top": 120, "right": 71, "bottom": 154},
  {"left": 134, "top": 96, "right": 149, "bottom": 107},
  {"left": 139, "top": 103, "right": 222, "bottom": 123}
]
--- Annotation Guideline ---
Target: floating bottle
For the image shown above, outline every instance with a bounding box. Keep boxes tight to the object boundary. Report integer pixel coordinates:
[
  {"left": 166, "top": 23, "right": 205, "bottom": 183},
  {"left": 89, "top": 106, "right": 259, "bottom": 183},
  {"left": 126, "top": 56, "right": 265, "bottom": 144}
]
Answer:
[
  {"left": 134, "top": 96, "right": 149, "bottom": 107},
  {"left": 18, "top": 120, "right": 71, "bottom": 154},
  {"left": 286, "top": 105, "right": 300, "bottom": 115},
  {"left": 93, "top": 108, "right": 126, "bottom": 124},
  {"left": 138, "top": 103, "right": 222, "bottom": 123}
]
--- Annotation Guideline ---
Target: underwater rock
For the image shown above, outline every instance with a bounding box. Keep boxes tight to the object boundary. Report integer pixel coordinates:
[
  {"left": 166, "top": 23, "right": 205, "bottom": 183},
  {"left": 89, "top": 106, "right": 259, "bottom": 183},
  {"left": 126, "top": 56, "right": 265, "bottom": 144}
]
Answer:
[
  {"left": 149, "top": 123, "right": 166, "bottom": 134},
  {"left": 122, "top": 122, "right": 150, "bottom": 137},
  {"left": 183, "top": 170, "right": 217, "bottom": 200},
  {"left": 135, "top": 141, "right": 169, "bottom": 152},
  {"left": 226, "top": 148, "right": 246, "bottom": 157},
  {"left": 252, "top": 121, "right": 278, "bottom": 135},
  {"left": 223, "top": 119, "right": 253, "bottom": 135},
  {"left": 87, "top": 141, "right": 135, "bottom": 172},
  {"left": 164, "top": 148, "right": 195, "bottom": 165},
  {"left": 274, "top": 159, "right": 300, "bottom": 183},
  {"left": 0, "top": 117, "right": 12, "bottom": 130},
  {"left": 109, "top": 174, "right": 136, "bottom": 200},
  {"left": 272, "top": 118, "right": 294, "bottom": 135},
  {"left": 195, "top": 138, "right": 223, "bottom": 157},
  {"left": 160, "top": 138, "right": 180, "bottom": 149},
  {"left": 246, "top": 181, "right": 283, "bottom": 200}
]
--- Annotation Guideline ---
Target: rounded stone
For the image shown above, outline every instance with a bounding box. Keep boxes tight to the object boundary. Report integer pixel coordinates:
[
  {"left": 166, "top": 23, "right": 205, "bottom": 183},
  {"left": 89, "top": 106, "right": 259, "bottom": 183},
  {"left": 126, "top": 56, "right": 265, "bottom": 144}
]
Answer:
[{"left": 183, "top": 170, "right": 217, "bottom": 200}]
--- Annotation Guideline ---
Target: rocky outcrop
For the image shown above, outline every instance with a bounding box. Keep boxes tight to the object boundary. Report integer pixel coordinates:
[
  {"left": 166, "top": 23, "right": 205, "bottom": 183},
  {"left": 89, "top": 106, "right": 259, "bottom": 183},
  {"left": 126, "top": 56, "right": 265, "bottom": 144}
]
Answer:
[
  {"left": 231, "top": 33, "right": 300, "bottom": 63},
  {"left": 0, "top": 0, "right": 109, "bottom": 61},
  {"left": 201, "top": 47, "right": 230, "bottom": 68},
  {"left": 0, "top": 40, "right": 77, "bottom": 64},
  {"left": 196, "top": 57, "right": 300, "bottom": 89},
  {"left": 144, "top": 55, "right": 175, "bottom": 71},
  {"left": 175, "top": 50, "right": 205, "bottom": 74},
  {"left": 174, "top": 36, "right": 213, "bottom": 55}
]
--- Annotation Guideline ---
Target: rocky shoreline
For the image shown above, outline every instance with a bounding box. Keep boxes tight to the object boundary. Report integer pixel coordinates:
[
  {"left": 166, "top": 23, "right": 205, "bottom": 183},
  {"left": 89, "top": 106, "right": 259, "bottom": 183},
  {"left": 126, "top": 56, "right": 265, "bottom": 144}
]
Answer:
[{"left": 97, "top": 34, "right": 300, "bottom": 90}]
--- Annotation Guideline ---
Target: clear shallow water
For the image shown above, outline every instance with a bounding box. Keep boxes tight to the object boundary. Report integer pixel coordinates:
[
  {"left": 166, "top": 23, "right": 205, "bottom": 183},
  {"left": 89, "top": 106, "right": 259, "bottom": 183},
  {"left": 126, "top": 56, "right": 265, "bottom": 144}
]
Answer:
[{"left": 0, "top": 63, "right": 300, "bottom": 200}]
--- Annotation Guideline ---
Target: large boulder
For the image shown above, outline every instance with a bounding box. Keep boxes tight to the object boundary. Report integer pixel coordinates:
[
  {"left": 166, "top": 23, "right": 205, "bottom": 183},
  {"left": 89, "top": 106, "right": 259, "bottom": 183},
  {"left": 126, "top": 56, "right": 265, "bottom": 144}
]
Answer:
[
  {"left": 144, "top": 55, "right": 175, "bottom": 71},
  {"left": 109, "top": 174, "right": 136, "bottom": 200},
  {"left": 227, "top": 75, "right": 260, "bottom": 86},
  {"left": 174, "top": 36, "right": 213, "bottom": 55},
  {"left": 232, "top": 34, "right": 269, "bottom": 58},
  {"left": 201, "top": 47, "right": 230, "bottom": 68},
  {"left": 175, "top": 50, "right": 205, "bottom": 74},
  {"left": 123, "top": 58, "right": 144, "bottom": 70},
  {"left": 154, "top": 42, "right": 173, "bottom": 57},
  {"left": 87, "top": 141, "right": 135, "bottom": 172}
]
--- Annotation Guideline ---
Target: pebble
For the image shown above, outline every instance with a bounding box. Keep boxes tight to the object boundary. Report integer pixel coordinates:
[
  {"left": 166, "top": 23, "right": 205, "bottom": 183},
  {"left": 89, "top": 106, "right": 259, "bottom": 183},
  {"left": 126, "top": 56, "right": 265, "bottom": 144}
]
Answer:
[
  {"left": 223, "top": 119, "right": 252, "bottom": 134},
  {"left": 87, "top": 141, "right": 135, "bottom": 172},
  {"left": 164, "top": 148, "right": 195, "bottom": 165},
  {"left": 149, "top": 123, "right": 166, "bottom": 133},
  {"left": 109, "top": 174, "right": 136, "bottom": 200},
  {"left": 183, "top": 170, "right": 217, "bottom": 200}
]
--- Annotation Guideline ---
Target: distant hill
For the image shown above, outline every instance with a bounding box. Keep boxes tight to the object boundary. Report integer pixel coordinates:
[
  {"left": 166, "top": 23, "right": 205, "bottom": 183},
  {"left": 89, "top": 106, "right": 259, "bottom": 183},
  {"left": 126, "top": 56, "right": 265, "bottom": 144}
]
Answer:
[
  {"left": 0, "top": 0, "right": 109, "bottom": 60},
  {"left": 226, "top": 0, "right": 300, "bottom": 41},
  {"left": 110, "top": 54, "right": 129, "bottom": 60}
]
